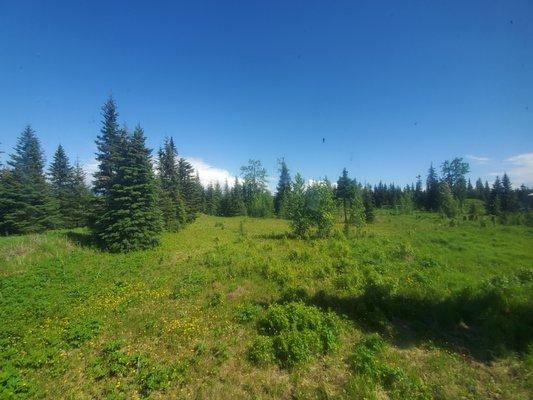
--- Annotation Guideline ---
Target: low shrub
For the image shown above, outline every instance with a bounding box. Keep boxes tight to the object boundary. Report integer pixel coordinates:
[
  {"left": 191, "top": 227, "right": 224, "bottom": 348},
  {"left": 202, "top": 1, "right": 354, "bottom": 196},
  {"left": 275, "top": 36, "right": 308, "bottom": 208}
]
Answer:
[
  {"left": 348, "top": 335, "right": 430, "bottom": 400},
  {"left": 91, "top": 341, "right": 188, "bottom": 398},
  {"left": 248, "top": 336, "right": 275, "bottom": 366},
  {"left": 63, "top": 318, "right": 101, "bottom": 347},
  {"left": 249, "top": 302, "right": 341, "bottom": 368},
  {"left": 234, "top": 303, "right": 263, "bottom": 323},
  {"left": 0, "top": 364, "right": 33, "bottom": 399}
]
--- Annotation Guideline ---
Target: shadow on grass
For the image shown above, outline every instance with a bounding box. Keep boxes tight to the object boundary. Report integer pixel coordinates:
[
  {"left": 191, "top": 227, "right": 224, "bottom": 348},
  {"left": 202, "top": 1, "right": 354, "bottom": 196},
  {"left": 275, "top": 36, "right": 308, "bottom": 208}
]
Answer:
[
  {"left": 286, "top": 284, "right": 533, "bottom": 362},
  {"left": 63, "top": 230, "right": 100, "bottom": 249}
]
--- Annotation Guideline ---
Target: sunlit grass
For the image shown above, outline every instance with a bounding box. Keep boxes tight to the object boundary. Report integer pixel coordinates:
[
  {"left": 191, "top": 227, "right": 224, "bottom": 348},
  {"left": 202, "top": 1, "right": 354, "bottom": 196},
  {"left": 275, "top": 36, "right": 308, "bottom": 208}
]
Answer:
[{"left": 0, "top": 211, "right": 531, "bottom": 399}]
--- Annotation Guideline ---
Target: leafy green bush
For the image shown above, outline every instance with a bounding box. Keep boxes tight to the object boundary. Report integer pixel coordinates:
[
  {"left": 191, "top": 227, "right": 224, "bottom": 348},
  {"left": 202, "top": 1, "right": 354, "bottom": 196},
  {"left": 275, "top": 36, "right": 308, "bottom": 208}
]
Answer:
[
  {"left": 250, "top": 302, "right": 341, "bottom": 368},
  {"left": 91, "top": 341, "right": 188, "bottom": 398},
  {"left": 234, "top": 303, "right": 263, "bottom": 323},
  {"left": 348, "top": 335, "right": 430, "bottom": 400},
  {"left": 0, "top": 364, "right": 33, "bottom": 399},
  {"left": 287, "top": 175, "right": 336, "bottom": 238},
  {"left": 248, "top": 336, "right": 275, "bottom": 365}
]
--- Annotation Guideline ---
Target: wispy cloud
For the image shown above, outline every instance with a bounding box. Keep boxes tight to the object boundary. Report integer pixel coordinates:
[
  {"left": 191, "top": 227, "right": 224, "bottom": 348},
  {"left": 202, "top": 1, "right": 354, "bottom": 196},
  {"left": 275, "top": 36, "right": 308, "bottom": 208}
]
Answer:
[
  {"left": 503, "top": 153, "right": 533, "bottom": 187},
  {"left": 82, "top": 158, "right": 98, "bottom": 186},
  {"left": 466, "top": 154, "right": 490, "bottom": 164},
  {"left": 82, "top": 156, "right": 236, "bottom": 188},
  {"left": 184, "top": 157, "right": 236, "bottom": 187},
  {"left": 487, "top": 153, "right": 533, "bottom": 187}
]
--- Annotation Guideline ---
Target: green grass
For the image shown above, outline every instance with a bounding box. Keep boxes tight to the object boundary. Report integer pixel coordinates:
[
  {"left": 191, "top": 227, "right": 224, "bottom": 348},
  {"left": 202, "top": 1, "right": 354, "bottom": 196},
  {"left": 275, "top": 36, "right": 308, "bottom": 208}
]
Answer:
[{"left": 0, "top": 211, "right": 532, "bottom": 399}]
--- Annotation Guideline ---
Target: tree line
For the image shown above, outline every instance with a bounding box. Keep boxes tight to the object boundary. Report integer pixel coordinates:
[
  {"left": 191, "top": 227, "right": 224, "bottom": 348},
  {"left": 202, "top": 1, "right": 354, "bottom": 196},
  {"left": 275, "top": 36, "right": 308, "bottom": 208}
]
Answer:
[{"left": 1, "top": 97, "right": 532, "bottom": 251}]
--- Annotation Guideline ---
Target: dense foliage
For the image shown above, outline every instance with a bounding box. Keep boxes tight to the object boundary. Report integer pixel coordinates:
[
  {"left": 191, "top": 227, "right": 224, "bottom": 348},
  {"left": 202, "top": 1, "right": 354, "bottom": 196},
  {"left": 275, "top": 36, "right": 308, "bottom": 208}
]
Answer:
[{"left": 1, "top": 99, "right": 532, "bottom": 248}]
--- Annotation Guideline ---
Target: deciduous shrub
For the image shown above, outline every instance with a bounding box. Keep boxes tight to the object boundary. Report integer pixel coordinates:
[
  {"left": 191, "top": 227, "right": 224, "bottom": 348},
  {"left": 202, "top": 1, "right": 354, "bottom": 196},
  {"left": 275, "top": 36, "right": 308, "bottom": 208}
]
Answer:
[
  {"left": 249, "top": 302, "right": 341, "bottom": 368},
  {"left": 348, "top": 335, "right": 430, "bottom": 400}
]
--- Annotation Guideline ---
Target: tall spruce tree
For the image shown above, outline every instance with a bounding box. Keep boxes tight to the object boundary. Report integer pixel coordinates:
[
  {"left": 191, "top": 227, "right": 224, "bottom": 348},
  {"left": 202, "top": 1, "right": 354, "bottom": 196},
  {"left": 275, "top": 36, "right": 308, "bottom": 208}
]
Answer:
[
  {"left": 93, "top": 97, "right": 121, "bottom": 195},
  {"left": 336, "top": 168, "right": 352, "bottom": 223},
  {"left": 94, "top": 126, "right": 161, "bottom": 252},
  {"left": 229, "top": 177, "right": 246, "bottom": 216},
  {"left": 49, "top": 145, "right": 75, "bottom": 228},
  {"left": 204, "top": 183, "right": 220, "bottom": 215},
  {"left": 157, "top": 137, "right": 186, "bottom": 230},
  {"left": 219, "top": 181, "right": 231, "bottom": 216},
  {"left": 489, "top": 176, "right": 503, "bottom": 215},
  {"left": 467, "top": 179, "right": 474, "bottom": 198},
  {"left": 414, "top": 175, "right": 424, "bottom": 209},
  {"left": 425, "top": 164, "right": 439, "bottom": 211},
  {"left": 0, "top": 126, "right": 57, "bottom": 234},
  {"left": 213, "top": 182, "right": 223, "bottom": 215},
  {"left": 362, "top": 186, "right": 375, "bottom": 222},
  {"left": 67, "top": 160, "right": 92, "bottom": 227},
  {"left": 474, "top": 178, "right": 485, "bottom": 201},
  {"left": 178, "top": 158, "right": 202, "bottom": 220},
  {"left": 500, "top": 173, "right": 518, "bottom": 213},
  {"left": 274, "top": 158, "right": 291, "bottom": 217}
]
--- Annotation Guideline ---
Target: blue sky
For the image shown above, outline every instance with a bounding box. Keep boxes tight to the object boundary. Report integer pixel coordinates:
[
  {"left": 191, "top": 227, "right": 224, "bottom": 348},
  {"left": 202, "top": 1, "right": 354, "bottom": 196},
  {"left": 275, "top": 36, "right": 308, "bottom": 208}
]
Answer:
[{"left": 1, "top": 0, "right": 532, "bottom": 188}]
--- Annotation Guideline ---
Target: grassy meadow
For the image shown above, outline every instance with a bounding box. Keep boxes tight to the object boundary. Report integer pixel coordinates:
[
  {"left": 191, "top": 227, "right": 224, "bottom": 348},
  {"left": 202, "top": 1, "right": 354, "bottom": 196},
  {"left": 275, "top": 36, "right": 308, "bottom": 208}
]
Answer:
[{"left": 1, "top": 211, "right": 532, "bottom": 399}]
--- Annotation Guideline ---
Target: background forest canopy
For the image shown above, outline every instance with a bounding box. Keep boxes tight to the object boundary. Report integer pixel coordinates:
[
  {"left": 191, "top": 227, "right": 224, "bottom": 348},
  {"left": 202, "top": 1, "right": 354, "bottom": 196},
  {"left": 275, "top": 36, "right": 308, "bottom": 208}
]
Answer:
[{"left": 0, "top": 97, "right": 532, "bottom": 251}]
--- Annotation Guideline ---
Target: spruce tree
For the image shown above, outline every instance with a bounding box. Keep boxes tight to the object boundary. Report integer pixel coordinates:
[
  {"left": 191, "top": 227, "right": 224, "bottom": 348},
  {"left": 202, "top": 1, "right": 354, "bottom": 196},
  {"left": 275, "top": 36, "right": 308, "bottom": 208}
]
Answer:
[
  {"left": 336, "top": 168, "right": 352, "bottom": 223},
  {"left": 157, "top": 137, "right": 186, "bottom": 230},
  {"left": 49, "top": 145, "right": 75, "bottom": 228},
  {"left": 474, "top": 178, "right": 485, "bottom": 201},
  {"left": 204, "top": 183, "right": 219, "bottom": 215},
  {"left": 219, "top": 181, "right": 231, "bottom": 216},
  {"left": 484, "top": 181, "right": 491, "bottom": 204},
  {"left": 362, "top": 186, "right": 375, "bottom": 222},
  {"left": 93, "top": 97, "right": 121, "bottom": 195},
  {"left": 0, "top": 168, "right": 21, "bottom": 234},
  {"left": 500, "top": 173, "right": 518, "bottom": 213},
  {"left": 67, "top": 160, "right": 92, "bottom": 227},
  {"left": 414, "top": 175, "right": 424, "bottom": 209},
  {"left": 213, "top": 182, "right": 223, "bottom": 215},
  {"left": 0, "top": 126, "right": 57, "bottom": 234},
  {"left": 489, "top": 176, "right": 503, "bottom": 215},
  {"left": 467, "top": 179, "right": 474, "bottom": 198},
  {"left": 274, "top": 158, "right": 291, "bottom": 217},
  {"left": 178, "top": 158, "right": 202, "bottom": 220},
  {"left": 425, "top": 164, "right": 439, "bottom": 211},
  {"left": 94, "top": 126, "right": 161, "bottom": 252},
  {"left": 229, "top": 178, "right": 246, "bottom": 216}
]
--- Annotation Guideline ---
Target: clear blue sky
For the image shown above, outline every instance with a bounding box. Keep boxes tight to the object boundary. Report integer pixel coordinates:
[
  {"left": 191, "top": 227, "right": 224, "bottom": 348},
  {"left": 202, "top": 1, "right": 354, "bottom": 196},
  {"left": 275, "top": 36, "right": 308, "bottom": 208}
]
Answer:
[{"left": 1, "top": 0, "right": 532, "bottom": 188}]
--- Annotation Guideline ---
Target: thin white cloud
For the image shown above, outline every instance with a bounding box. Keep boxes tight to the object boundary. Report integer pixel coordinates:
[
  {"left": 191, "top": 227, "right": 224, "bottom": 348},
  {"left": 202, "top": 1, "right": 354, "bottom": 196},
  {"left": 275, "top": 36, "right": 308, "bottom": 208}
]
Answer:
[
  {"left": 83, "top": 158, "right": 98, "bottom": 186},
  {"left": 466, "top": 154, "right": 490, "bottom": 164},
  {"left": 504, "top": 153, "right": 533, "bottom": 187},
  {"left": 82, "top": 156, "right": 237, "bottom": 188},
  {"left": 184, "top": 156, "right": 236, "bottom": 187}
]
